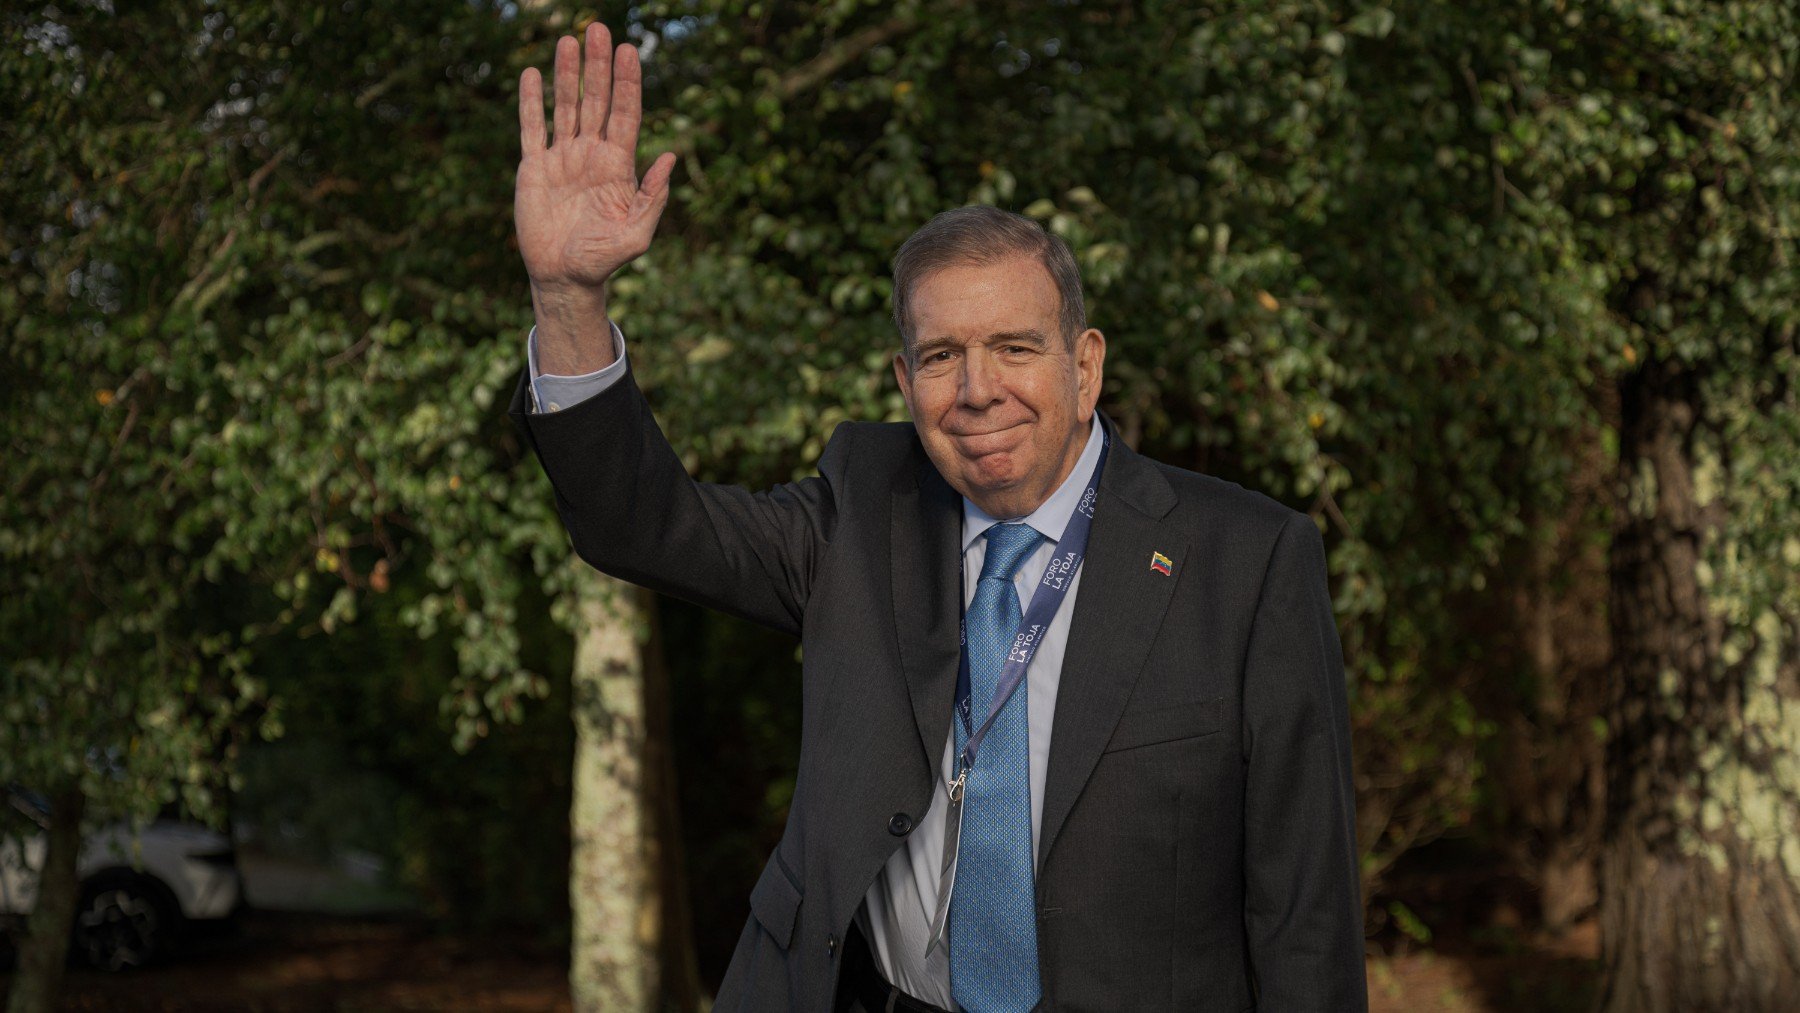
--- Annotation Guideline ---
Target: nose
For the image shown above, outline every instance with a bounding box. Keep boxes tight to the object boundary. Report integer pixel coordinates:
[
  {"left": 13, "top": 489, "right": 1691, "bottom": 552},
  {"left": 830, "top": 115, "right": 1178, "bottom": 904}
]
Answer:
[{"left": 958, "top": 346, "right": 1005, "bottom": 409}]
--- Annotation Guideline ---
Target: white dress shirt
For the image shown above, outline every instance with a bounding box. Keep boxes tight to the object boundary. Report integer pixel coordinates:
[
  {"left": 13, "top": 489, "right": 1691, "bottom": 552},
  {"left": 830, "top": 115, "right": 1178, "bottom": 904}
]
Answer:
[
  {"left": 523, "top": 321, "right": 630, "bottom": 413},
  {"left": 526, "top": 325, "right": 1103, "bottom": 1006}
]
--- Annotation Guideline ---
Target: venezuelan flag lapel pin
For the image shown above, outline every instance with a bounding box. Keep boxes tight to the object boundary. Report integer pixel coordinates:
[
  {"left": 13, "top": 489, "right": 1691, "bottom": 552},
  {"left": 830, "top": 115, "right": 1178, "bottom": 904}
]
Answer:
[{"left": 1150, "top": 551, "right": 1174, "bottom": 576}]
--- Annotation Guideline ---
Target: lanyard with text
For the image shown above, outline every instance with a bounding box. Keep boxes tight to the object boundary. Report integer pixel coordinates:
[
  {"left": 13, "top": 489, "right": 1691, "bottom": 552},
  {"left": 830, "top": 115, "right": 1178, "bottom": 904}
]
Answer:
[{"left": 924, "top": 432, "right": 1109, "bottom": 957}]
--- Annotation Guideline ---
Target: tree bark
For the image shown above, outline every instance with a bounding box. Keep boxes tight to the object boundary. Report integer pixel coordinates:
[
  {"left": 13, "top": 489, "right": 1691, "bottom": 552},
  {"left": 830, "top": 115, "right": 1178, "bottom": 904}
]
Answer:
[
  {"left": 567, "top": 567, "right": 701, "bottom": 1011},
  {"left": 568, "top": 566, "right": 658, "bottom": 1012},
  {"left": 1495, "top": 433, "right": 1610, "bottom": 934},
  {"left": 1599, "top": 356, "right": 1800, "bottom": 1012},
  {"left": 6, "top": 785, "right": 85, "bottom": 1013}
]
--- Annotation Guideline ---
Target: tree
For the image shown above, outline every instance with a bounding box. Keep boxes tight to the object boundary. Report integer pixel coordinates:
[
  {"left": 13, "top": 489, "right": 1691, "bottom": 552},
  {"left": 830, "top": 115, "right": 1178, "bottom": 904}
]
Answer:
[
  {"left": 9, "top": 0, "right": 1792, "bottom": 1007},
  {"left": 1360, "top": 0, "right": 1800, "bottom": 1001},
  {"left": 1, "top": 2, "right": 691, "bottom": 1007},
  {"left": 1545, "top": 4, "right": 1800, "bottom": 1006},
  {"left": 563, "top": 572, "right": 701, "bottom": 1010}
]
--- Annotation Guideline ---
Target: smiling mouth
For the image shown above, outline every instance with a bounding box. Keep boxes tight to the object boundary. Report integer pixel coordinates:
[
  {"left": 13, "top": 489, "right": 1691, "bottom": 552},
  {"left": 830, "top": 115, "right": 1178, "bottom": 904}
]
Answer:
[
  {"left": 949, "top": 421, "right": 1026, "bottom": 440},
  {"left": 948, "top": 424, "right": 1030, "bottom": 460}
]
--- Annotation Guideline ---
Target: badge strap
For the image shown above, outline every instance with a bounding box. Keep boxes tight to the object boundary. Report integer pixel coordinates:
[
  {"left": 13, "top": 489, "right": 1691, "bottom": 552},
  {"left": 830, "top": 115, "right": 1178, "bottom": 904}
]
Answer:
[{"left": 923, "top": 432, "right": 1108, "bottom": 957}]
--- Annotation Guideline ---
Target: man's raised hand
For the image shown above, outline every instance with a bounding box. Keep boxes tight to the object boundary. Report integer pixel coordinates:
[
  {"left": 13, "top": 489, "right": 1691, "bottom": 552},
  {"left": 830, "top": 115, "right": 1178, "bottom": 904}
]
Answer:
[{"left": 517, "top": 23, "right": 676, "bottom": 373}]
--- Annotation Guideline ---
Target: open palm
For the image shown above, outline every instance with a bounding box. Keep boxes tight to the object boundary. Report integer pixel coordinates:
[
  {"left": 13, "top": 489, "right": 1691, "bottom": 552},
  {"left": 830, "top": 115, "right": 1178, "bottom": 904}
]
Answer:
[{"left": 516, "top": 23, "right": 676, "bottom": 294}]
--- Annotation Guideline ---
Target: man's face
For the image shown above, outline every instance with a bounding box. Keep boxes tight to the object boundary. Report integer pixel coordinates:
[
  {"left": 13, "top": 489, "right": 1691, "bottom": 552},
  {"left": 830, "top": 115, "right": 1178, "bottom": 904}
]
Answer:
[{"left": 893, "top": 254, "right": 1106, "bottom": 519}]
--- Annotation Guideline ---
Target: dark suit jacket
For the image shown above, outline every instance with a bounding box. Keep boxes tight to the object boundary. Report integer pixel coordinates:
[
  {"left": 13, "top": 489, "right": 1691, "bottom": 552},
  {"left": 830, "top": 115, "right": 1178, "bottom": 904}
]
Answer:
[{"left": 509, "top": 365, "right": 1366, "bottom": 1012}]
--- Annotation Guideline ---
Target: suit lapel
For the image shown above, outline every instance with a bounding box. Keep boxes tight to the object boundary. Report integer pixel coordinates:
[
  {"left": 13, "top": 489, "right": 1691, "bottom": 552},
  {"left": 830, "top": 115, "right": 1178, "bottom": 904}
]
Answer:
[
  {"left": 1037, "top": 415, "right": 1184, "bottom": 868},
  {"left": 891, "top": 452, "right": 964, "bottom": 780}
]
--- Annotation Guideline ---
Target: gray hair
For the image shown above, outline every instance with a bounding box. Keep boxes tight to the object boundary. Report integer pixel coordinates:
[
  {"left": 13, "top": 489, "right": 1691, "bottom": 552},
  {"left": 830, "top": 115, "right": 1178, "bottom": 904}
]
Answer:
[{"left": 890, "top": 204, "right": 1087, "bottom": 364}]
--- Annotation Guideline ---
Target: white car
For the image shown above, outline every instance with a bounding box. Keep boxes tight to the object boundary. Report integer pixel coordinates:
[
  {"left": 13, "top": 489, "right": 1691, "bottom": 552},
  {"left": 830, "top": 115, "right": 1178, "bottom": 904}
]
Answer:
[{"left": 0, "top": 788, "right": 244, "bottom": 970}]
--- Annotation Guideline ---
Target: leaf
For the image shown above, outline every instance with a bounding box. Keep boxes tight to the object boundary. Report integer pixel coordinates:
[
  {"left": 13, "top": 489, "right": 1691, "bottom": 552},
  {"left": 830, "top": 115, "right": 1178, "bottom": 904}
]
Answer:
[{"left": 1345, "top": 7, "right": 1395, "bottom": 38}]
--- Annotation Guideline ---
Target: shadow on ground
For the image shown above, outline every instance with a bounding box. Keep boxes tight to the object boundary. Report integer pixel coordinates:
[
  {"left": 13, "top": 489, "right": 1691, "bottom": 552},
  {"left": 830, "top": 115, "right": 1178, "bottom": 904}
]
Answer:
[
  {"left": 5, "top": 909, "right": 569, "bottom": 1012},
  {"left": 4, "top": 907, "right": 1597, "bottom": 1011},
  {"left": 1368, "top": 921, "right": 1600, "bottom": 1012}
]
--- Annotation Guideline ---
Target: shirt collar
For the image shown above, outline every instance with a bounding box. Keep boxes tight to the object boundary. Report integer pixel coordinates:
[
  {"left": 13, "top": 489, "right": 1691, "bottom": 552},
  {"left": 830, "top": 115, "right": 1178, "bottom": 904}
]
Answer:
[{"left": 961, "top": 417, "right": 1106, "bottom": 552}]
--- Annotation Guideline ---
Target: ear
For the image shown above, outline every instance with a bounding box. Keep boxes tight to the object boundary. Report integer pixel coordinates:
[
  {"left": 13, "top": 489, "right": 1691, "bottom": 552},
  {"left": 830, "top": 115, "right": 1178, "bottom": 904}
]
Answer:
[
  {"left": 892, "top": 351, "right": 914, "bottom": 404},
  {"left": 1074, "top": 327, "right": 1106, "bottom": 421}
]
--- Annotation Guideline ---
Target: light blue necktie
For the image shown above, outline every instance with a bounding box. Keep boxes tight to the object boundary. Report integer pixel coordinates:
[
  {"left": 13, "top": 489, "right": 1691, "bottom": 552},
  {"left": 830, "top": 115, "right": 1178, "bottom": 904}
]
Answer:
[{"left": 951, "top": 522, "right": 1045, "bottom": 1013}]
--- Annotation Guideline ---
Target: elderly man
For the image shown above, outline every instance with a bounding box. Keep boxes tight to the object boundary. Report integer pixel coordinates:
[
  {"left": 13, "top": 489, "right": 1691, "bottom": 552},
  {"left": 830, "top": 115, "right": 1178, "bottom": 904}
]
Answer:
[{"left": 508, "top": 24, "right": 1365, "bottom": 1013}]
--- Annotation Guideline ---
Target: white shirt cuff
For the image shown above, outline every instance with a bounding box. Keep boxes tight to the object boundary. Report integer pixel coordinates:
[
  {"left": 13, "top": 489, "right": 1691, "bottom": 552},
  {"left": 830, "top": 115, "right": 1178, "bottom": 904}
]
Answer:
[{"left": 525, "top": 320, "right": 628, "bottom": 413}]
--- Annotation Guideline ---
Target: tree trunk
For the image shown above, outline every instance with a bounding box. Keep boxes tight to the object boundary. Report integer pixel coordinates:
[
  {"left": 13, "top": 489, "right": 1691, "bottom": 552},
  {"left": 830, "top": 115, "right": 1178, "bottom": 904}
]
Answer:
[
  {"left": 642, "top": 588, "right": 703, "bottom": 1011},
  {"left": 567, "top": 565, "right": 700, "bottom": 1011},
  {"left": 1496, "top": 435, "right": 1610, "bottom": 934},
  {"left": 6, "top": 785, "right": 85, "bottom": 1013},
  {"left": 1598, "top": 356, "right": 1800, "bottom": 1011},
  {"left": 569, "top": 565, "right": 657, "bottom": 1011}
]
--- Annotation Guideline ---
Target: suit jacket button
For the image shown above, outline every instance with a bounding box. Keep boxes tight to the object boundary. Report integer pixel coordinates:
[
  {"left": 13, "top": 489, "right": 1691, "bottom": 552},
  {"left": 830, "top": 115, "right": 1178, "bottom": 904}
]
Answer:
[
  {"left": 888, "top": 812, "right": 914, "bottom": 836},
  {"left": 827, "top": 933, "right": 838, "bottom": 958}
]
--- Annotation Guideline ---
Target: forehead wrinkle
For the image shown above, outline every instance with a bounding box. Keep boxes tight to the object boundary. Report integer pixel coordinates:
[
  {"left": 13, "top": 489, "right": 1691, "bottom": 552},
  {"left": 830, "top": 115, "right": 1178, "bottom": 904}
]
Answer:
[{"left": 911, "top": 260, "right": 1059, "bottom": 322}]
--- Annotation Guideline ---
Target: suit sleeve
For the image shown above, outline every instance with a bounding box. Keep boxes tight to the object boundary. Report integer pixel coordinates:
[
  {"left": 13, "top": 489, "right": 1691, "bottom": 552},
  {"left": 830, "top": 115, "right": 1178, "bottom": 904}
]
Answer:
[
  {"left": 1240, "top": 511, "right": 1366, "bottom": 1010},
  {"left": 507, "top": 363, "right": 841, "bottom": 638}
]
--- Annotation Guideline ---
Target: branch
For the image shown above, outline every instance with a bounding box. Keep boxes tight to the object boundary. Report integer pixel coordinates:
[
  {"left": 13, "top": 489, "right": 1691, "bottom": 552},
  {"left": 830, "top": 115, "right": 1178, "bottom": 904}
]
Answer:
[
  {"left": 87, "top": 366, "right": 152, "bottom": 505},
  {"left": 322, "top": 333, "right": 373, "bottom": 368},
  {"left": 172, "top": 226, "right": 240, "bottom": 311},
  {"left": 776, "top": 16, "right": 911, "bottom": 101},
  {"left": 664, "top": 13, "right": 925, "bottom": 157},
  {"left": 247, "top": 144, "right": 294, "bottom": 196},
  {"left": 354, "top": 68, "right": 407, "bottom": 110}
]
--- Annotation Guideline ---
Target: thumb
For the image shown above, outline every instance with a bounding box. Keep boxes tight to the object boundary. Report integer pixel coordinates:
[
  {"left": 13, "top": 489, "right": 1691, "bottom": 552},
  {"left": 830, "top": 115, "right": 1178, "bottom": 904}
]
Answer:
[{"left": 630, "top": 152, "right": 678, "bottom": 231}]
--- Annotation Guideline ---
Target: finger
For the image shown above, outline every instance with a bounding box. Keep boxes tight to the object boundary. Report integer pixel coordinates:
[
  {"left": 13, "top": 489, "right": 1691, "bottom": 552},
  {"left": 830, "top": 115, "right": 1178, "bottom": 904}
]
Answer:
[
  {"left": 552, "top": 34, "right": 579, "bottom": 145},
  {"left": 519, "top": 68, "right": 545, "bottom": 154},
  {"left": 642, "top": 152, "right": 678, "bottom": 196},
  {"left": 629, "top": 152, "right": 677, "bottom": 226},
  {"left": 578, "top": 21, "right": 613, "bottom": 141},
  {"left": 606, "top": 43, "right": 643, "bottom": 152}
]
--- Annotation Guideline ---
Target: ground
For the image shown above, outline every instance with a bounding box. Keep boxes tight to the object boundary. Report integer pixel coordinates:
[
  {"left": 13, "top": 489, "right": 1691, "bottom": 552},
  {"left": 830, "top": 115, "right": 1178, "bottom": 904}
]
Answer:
[
  {"left": 4, "top": 909, "right": 1597, "bottom": 1011},
  {"left": 1365, "top": 920, "right": 1599, "bottom": 1012},
  {"left": 13, "top": 912, "right": 570, "bottom": 1012}
]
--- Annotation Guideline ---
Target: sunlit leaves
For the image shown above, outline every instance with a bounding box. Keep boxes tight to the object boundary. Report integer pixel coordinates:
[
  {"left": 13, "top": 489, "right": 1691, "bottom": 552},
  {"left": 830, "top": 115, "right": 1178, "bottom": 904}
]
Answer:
[{"left": 1, "top": 0, "right": 561, "bottom": 825}]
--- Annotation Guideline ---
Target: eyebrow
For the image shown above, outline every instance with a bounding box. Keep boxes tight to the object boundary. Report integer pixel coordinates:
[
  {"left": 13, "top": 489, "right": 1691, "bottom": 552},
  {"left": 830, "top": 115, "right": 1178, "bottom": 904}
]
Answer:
[{"left": 913, "top": 329, "right": 1051, "bottom": 359}]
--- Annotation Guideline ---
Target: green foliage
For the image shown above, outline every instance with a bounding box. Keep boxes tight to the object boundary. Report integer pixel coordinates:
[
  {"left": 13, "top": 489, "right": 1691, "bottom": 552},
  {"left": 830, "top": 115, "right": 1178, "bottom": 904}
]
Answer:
[
  {"left": 3, "top": 0, "right": 1792, "bottom": 941},
  {"left": 0, "top": 0, "right": 576, "bottom": 828}
]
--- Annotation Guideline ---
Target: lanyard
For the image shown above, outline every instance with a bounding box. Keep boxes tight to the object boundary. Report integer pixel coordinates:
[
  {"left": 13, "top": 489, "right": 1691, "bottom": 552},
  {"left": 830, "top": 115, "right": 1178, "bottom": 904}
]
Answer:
[
  {"left": 925, "top": 431, "right": 1108, "bottom": 957},
  {"left": 952, "top": 432, "right": 1108, "bottom": 779}
]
